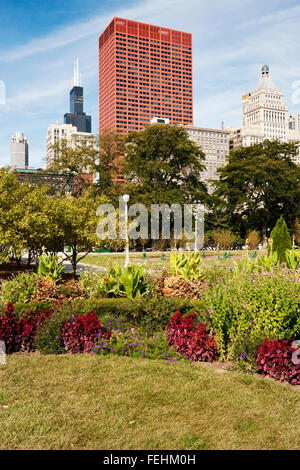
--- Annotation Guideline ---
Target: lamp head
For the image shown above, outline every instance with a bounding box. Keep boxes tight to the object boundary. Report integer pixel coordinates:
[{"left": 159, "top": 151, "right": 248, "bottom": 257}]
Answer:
[{"left": 122, "top": 194, "right": 130, "bottom": 203}]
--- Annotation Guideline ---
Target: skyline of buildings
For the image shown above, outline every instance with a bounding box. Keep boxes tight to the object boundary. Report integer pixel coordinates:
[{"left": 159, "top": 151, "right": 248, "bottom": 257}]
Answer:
[
  {"left": 46, "top": 60, "right": 94, "bottom": 167},
  {"left": 5, "top": 16, "right": 300, "bottom": 179}
]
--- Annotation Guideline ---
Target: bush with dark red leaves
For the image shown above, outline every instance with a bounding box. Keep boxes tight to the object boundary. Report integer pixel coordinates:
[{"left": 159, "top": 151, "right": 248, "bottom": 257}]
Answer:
[
  {"left": 256, "top": 338, "right": 300, "bottom": 385},
  {"left": 61, "top": 312, "right": 112, "bottom": 354},
  {"left": 0, "top": 302, "right": 52, "bottom": 353},
  {"left": 166, "top": 311, "right": 219, "bottom": 362}
]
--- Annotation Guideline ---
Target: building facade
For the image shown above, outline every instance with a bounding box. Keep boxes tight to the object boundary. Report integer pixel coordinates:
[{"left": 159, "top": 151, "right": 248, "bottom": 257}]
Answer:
[
  {"left": 46, "top": 123, "right": 94, "bottom": 167},
  {"left": 10, "top": 132, "right": 29, "bottom": 169},
  {"left": 185, "top": 126, "right": 230, "bottom": 181},
  {"left": 228, "top": 65, "right": 300, "bottom": 164},
  {"left": 64, "top": 60, "right": 92, "bottom": 133},
  {"left": 99, "top": 17, "right": 193, "bottom": 133},
  {"left": 289, "top": 113, "right": 300, "bottom": 132}
]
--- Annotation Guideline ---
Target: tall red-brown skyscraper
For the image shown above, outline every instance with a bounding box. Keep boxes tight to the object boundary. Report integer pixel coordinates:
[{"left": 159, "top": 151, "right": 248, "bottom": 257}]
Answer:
[{"left": 99, "top": 17, "right": 193, "bottom": 133}]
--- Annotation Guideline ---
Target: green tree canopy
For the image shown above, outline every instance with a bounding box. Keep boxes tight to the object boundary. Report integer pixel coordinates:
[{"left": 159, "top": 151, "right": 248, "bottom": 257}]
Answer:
[
  {"left": 214, "top": 140, "right": 300, "bottom": 237},
  {"left": 123, "top": 124, "right": 208, "bottom": 206}
]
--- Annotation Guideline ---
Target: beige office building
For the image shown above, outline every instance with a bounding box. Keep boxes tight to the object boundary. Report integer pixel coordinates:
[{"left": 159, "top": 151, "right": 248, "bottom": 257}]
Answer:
[
  {"left": 185, "top": 126, "right": 230, "bottom": 181},
  {"left": 46, "top": 123, "right": 95, "bottom": 167}
]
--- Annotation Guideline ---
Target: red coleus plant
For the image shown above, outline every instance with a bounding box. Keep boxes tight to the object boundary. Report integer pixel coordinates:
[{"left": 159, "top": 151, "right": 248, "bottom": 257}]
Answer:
[
  {"left": 166, "top": 312, "right": 219, "bottom": 362},
  {"left": 256, "top": 338, "right": 300, "bottom": 385},
  {"left": 61, "top": 311, "right": 112, "bottom": 354},
  {"left": 0, "top": 303, "right": 52, "bottom": 353}
]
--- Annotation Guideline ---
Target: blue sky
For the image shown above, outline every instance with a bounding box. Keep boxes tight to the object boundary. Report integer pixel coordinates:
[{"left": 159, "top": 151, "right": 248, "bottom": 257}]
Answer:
[{"left": 0, "top": 0, "right": 300, "bottom": 168}]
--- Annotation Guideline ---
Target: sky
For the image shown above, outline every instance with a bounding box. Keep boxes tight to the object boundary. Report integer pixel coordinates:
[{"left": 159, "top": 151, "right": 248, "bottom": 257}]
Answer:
[{"left": 0, "top": 0, "right": 300, "bottom": 168}]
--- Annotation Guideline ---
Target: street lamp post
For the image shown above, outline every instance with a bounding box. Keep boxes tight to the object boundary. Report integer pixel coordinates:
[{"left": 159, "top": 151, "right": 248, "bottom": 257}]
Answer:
[{"left": 123, "top": 194, "right": 130, "bottom": 268}]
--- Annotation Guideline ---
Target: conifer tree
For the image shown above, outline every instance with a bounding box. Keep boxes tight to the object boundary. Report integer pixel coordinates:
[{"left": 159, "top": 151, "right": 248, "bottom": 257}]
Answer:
[{"left": 269, "top": 216, "right": 292, "bottom": 263}]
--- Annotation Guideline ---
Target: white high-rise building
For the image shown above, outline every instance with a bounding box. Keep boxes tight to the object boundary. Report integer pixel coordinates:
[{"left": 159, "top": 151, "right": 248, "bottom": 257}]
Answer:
[
  {"left": 10, "top": 132, "right": 29, "bottom": 169},
  {"left": 46, "top": 123, "right": 95, "bottom": 167},
  {"left": 289, "top": 113, "right": 300, "bottom": 132},
  {"left": 228, "top": 65, "right": 300, "bottom": 164}
]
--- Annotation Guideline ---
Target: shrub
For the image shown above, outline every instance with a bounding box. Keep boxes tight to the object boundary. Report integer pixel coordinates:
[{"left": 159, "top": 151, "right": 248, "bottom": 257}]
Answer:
[
  {"left": 37, "top": 253, "right": 64, "bottom": 283},
  {"left": 93, "top": 319, "right": 182, "bottom": 361},
  {"left": 246, "top": 230, "right": 260, "bottom": 250},
  {"left": 166, "top": 312, "right": 219, "bottom": 362},
  {"left": 0, "top": 302, "right": 52, "bottom": 353},
  {"left": 1, "top": 272, "right": 38, "bottom": 304},
  {"left": 205, "top": 270, "right": 300, "bottom": 362},
  {"left": 61, "top": 312, "right": 112, "bottom": 354},
  {"left": 256, "top": 339, "right": 300, "bottom": 385},
  {"left": 269, "top": 216, "right": 292, "bottom": 263},
  {"left": 212, "top": 229, "right": 236, "bottom": 250}
]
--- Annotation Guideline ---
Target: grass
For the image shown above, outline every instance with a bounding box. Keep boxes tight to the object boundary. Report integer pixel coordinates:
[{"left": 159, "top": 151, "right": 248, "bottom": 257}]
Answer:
[
  {"left": 82, "top": 250, "right": 247, "bottom": 275},
  {"left": 0, "top": 353, "right": 299, "bottom": 450}
]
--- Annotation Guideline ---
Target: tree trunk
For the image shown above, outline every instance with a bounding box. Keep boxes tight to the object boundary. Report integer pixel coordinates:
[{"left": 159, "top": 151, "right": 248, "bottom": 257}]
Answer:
[{"left": 72, "top": 247, "right": 77, "bottom": 279}]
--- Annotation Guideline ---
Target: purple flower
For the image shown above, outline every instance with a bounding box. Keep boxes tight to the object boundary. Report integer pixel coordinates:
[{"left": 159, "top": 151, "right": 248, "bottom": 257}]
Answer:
[
  {"left": 241, "top": 353, "right": 247, "bottom": 358},
  {"left": 141, "top": 354, "right": 146, "bottom": 358}
]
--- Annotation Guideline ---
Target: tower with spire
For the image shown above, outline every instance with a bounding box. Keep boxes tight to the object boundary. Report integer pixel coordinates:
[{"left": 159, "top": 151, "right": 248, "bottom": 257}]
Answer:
[{"left": 64, "top": 59, "right": 92, "bottom": 133}]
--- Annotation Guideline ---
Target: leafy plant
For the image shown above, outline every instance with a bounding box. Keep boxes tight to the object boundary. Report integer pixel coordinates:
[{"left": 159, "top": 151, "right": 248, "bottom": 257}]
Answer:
[
  {"left": 61, "top": 311, "right": 112, "bottom": 354},
  {"left": 0, "top": 302, "right": 51, "bottom": 353},
  {"left": 166, "top": 312, "right": 219, "bottom": 362},
  {"left": 170, "top": 251, "right": 205, "bottom": 281},
  {"left": 256, "top": 339, "right": 300, "bottom": 385},
  {"left": 285, "top": 249, "right": 300, "bottom": 270},
  {"left": 1, "top": 272, "right": 38, "bottom": 303},
  {"left": 233, "top": 251, "right": 278, "bottom": 275},
  {"left": 80, "top": 264, "right": 147, "bottom": 299},
  {"left": 37, "top": 253, "right": 64, "bottom": 283},
  {"left": 120, "top": 264, "right": 147, "bottom": 299}
]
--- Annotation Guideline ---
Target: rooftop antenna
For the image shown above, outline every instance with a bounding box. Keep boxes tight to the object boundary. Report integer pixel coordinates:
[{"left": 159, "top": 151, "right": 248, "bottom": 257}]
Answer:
[{"left": 73, "top": 58, "right": 79, "bottom": 87}]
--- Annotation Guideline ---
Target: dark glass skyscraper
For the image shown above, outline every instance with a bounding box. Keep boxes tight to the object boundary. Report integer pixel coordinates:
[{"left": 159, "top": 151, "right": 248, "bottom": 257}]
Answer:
[{"left": 64, "top": 60, "right": 92, "bottom": 133}]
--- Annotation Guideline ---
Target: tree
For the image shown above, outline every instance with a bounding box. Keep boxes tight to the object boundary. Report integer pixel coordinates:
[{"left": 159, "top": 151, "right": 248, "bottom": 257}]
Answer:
[
  {"left": 48, "top": 129, "right": 125, "bottom": 197},
  {"left": 214, "top": 140, "right": 300, "bottom": 239},
  {"left": 269, "top": 216, "right": 292, "bottom": 263},
  {"left": 0, "top": 169, "right": 62, "bottom": 266},
  {"left": 123, "top": 124, "right": 208, "bottom": 206},
  {"left": 293, "top": 219, "right": 300, "bottom": 245},
  {"left": 0, "top": 168, "right": 25, "bottom": 263},
  {"left": 58, "top": 189, "right": 104, "bottom": 277}
]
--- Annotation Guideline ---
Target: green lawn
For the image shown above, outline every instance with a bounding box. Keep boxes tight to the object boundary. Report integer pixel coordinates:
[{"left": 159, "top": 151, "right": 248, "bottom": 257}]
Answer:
[
  {"left": 0, "top": 353, "right": 299, "bottom": 450},
  {"left": 82, "top": 250, "right": 247, "bottom": 274}
]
